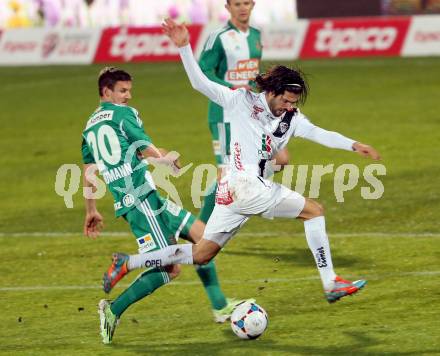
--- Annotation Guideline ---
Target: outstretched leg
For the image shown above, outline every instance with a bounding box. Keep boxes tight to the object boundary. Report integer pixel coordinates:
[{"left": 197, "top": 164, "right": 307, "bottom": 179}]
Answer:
[
  {"left": 105, "top": 204, "right": 248, "bottom": 292},
  {"left": 187, "top": 220, "right": 254, "bottom": 322},
  {"left": 186, "top": 220, "right": 228, "bottom": 312},
  {"left": 298, "top": 198, "right": 367, "bottom": 303},
  {"left": 99, "top": 265, "right": 180, "bottom": 344},
  {"left": 268, "top": 189, "right": 366, "bottom": 303}
]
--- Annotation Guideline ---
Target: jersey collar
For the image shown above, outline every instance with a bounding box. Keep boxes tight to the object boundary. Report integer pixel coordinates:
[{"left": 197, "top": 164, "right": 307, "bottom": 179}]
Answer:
[{"left": 228, "top": 20, "right": 250, "bottom": 35}]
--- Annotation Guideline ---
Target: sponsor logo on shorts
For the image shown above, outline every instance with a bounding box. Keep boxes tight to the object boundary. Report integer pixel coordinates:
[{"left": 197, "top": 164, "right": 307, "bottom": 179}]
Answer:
[
  {"left": 216, "top": 180, "right": 234, "bottom": 205},
  {"left": 137, "top": 233, "right": 157, "bottom": 253},
  {"left": 316, "top": 247, "right": 328, "bottom": 268}
]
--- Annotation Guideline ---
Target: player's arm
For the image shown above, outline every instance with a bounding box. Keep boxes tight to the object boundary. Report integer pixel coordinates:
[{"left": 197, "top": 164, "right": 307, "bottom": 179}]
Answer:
[
  {"left": 294, "top": 115, "right": 381, "bottom": 160},
  {"left": 162, "top": 18, "right": 238, "bottom": 109},
  {"left": 81, "top": 138, "right": 104, "bottom": 239},
  {"left": 83, "top": 163, "right": 104, "bottom": 239},
  {"left": 139, "top": 145, "right": 180, "bottom": 174},
  {"left": 122, "top": 109, "right": 181, "bottom": 172}
]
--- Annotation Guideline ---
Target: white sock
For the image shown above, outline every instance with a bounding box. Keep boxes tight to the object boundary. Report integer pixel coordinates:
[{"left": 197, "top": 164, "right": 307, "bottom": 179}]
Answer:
[
  {"left": 304, "top": 216, "right": 337, "bottom": 291},
  {"left": 127, "top": 244, "right": 194, "bottom": 270}
]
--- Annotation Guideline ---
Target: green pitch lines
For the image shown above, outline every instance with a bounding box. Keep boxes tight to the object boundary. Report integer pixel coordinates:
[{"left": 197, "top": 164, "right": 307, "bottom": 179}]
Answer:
[{"left": 1, "top": 234, "right": 439, "bottom": 354}]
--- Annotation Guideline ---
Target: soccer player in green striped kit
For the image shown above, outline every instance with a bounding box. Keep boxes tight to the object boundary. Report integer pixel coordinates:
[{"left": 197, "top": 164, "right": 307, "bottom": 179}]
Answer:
[
  {"left": 198, "top": 0, "right": 289, "bottom": 222},
  {"left": 82, "top": 67, "right": 251, "bottom": 344}
]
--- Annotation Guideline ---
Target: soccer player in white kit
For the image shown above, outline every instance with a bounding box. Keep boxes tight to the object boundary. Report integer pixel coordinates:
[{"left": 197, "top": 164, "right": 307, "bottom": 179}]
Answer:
[{"left": 104, "top": 19, "right": 381, "bottom": 303}]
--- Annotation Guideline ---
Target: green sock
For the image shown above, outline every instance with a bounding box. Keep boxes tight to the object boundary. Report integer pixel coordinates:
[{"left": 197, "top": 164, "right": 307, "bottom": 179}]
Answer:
[
  {"left": 198, "top": 182, "right": 217, "bottom": 224},
  {"left": 197, "top": 183, "right": 227, "bottom": 309},
  {"left": 195, "top": 260, "right": 227, "bottom": 310},
  {"left": 110, "top": 268, "right": 169, "bottom": 317}
]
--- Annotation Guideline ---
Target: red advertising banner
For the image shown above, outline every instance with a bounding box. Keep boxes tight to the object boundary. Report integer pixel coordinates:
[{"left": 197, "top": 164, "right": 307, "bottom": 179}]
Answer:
[
  {"left": 300, "top": 17, "right": 411, "bottom": 58},
  {"left": 94, "top": 25, "right": 203, "bottom": 63}
]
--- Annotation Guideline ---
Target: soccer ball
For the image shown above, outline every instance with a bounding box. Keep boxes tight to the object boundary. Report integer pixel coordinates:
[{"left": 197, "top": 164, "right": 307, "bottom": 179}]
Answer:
[{"left": 230, "top": 301, "right": 268, "bottom": 339}]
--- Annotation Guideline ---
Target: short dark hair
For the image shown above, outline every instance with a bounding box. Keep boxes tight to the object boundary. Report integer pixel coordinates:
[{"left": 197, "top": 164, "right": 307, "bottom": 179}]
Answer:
[
  {"left": 227, "top": 0, "right": 253, "bottom": 4},
  {"left": 255, "top": 65, "right": 309, "bottom": 106},
  {"left": 98, "top": 67, "right": 132, "bottom": 96}
]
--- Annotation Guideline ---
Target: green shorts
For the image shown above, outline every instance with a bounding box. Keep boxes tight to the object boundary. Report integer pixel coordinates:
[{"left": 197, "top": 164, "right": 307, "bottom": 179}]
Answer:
[
  {"left": 209, "top": 122, "right": 231, "bottom": 167},
  {"left": 123, "top": 191, "right": 196, "bottom": 253}
]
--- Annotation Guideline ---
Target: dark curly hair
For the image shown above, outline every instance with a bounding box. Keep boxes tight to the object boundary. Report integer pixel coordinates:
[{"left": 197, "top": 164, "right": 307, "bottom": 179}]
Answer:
[
  {"left": 255, "top": 65, "right": 309, "bottom": 106},
  {"left": 98, "top": 67, "right": 132, "bottom": 96}
]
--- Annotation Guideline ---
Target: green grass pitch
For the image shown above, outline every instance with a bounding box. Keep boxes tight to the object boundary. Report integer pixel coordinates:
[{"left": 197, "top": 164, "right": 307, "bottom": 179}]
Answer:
[{"left": 0, "top": 56, "right": 439, "bottom": 355}]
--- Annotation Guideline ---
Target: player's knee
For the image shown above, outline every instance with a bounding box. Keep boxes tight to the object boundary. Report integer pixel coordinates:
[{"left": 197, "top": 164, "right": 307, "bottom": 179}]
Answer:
[
  {"left": 192, "top": 239, "right": 221, "bottom": 265},
  {"left": 189, "top": 220, "right": 205, "bottom": 243},
  {"left": 193, "top": 252, "right": 212, "bottom": 265},
  {"left": 317, "top": 201, "right": 324, "bottom": 215},
  {"left": 312, "top": 201, "right": 324, "bottom": 217},
  {"left": 192, "top": 248, "right": 215, "bottom": 265},
  {"left": 302, "top": 199, "right": 325, "bottom": 219},
  {"left": 166, "top": 264, "right": 181, "bottom": 279}
]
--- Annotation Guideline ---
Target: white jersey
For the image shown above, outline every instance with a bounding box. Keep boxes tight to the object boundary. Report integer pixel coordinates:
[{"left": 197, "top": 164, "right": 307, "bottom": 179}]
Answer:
[{"left": 179, "top": 44, "right": 356, "bottom": 179}]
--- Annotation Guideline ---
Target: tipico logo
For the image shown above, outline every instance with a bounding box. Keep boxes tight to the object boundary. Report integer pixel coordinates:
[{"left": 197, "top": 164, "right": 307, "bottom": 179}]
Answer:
[{"left": 315, "top": 21, "right": 398, "bottom": 56}]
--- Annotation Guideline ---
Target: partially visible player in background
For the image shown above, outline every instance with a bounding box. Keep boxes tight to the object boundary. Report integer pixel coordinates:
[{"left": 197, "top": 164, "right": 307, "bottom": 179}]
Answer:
[
  {"left": 193, "top": 0, "right": 267, "bottom": 318},
  {"left": 82, "top": 67, "right": 251, "bottom": 344},
  {"left": 199, "top": 0, "right": 261, "bottom": 190}
]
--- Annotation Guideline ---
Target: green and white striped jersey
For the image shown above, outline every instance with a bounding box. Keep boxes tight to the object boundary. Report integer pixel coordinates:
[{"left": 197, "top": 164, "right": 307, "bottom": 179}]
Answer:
[
  {"left": 81, "top": 102, "right": 155, "bottom": 217},
  {"left": 199, "top": 21, "right": 262, "bottom": 123}
]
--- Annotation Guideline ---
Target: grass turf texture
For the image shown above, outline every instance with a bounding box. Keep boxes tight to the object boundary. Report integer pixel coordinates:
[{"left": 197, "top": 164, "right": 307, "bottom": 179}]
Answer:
[{"left": 0, "top": 57, "right": 439, "bottom": 354}]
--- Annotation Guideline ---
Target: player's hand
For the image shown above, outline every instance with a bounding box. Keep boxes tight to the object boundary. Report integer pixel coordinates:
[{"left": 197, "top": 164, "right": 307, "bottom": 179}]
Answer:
[
  {"left": 353, "top": 142, "right": 381, "bottom": 160},
  {"left": 158, "top": 148, "right": 181, "bottom": 174},
  {"left": 158, "top": 148, "right": 181, "bottom": 169},
  {"left": 84, "top": 211, "right": 104, "bottom": 239},
  {"left": 149, "top": 148, "right": 181, "bottom": 175},
  {"left": 162, "top": 18, "right": 189, "bottom": 47}
]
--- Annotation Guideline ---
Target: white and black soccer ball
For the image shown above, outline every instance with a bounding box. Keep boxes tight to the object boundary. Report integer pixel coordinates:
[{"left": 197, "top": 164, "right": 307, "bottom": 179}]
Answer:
[{"left": 230, "top": 301, "right": 268, "bottom": 340}]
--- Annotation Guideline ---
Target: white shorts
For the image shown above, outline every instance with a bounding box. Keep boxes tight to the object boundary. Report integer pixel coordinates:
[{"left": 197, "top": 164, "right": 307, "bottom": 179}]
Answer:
[{"left": 204, "top": 173, "right": 306, "bottom": 247}]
